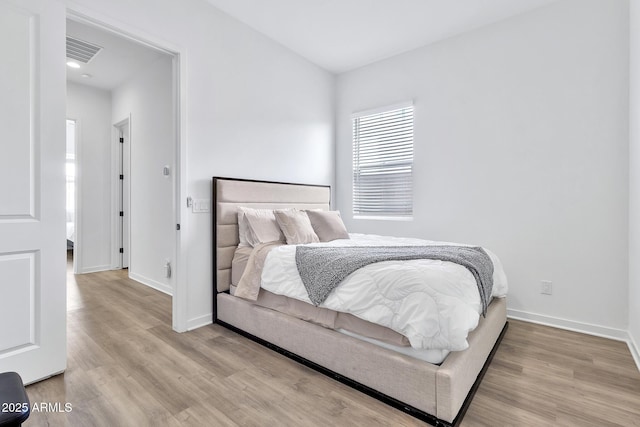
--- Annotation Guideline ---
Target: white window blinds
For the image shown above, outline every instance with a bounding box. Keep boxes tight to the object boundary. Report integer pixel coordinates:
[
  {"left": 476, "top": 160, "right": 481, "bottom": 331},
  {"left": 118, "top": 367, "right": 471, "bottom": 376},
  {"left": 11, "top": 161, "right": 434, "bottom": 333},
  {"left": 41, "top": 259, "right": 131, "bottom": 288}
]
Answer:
[{"left": 352, "top": 104, "right": 414, "bottom": 218}]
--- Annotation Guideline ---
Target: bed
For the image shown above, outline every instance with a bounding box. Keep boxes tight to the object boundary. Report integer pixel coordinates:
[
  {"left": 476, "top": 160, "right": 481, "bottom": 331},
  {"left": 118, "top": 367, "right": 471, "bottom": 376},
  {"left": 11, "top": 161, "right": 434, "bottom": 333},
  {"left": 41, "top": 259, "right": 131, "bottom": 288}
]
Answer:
[{"left": 212, "top": 176, "right": 508, "bottom": 426}]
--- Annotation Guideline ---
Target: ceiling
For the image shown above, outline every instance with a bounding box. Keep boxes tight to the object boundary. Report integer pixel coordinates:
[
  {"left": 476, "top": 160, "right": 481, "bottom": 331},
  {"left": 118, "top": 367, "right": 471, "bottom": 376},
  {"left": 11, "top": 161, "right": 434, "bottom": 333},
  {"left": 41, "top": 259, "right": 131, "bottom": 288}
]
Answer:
[
  {"left": 66, "top": 1, "right": 559, "bottom": 86},
  {"left": 206, "top": 0, "right": 559, "bottom": 74},
  {"left": 66, "top": 19, "right": 167, "bottom": 91}
]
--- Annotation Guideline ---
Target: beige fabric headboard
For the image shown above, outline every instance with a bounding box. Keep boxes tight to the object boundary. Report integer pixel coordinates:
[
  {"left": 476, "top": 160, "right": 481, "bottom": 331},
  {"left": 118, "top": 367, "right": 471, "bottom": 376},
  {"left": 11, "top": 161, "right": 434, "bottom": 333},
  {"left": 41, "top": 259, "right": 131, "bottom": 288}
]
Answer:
[{"left": 213, "top": 177, "right": 331, "bottom": 294}]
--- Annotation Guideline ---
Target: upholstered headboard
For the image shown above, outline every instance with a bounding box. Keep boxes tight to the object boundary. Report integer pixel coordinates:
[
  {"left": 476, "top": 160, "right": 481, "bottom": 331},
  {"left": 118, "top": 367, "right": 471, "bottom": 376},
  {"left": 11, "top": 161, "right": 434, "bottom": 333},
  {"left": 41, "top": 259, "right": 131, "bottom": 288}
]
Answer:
[{"left": 212, "top": 177, "right": 331, "bottom": 296}]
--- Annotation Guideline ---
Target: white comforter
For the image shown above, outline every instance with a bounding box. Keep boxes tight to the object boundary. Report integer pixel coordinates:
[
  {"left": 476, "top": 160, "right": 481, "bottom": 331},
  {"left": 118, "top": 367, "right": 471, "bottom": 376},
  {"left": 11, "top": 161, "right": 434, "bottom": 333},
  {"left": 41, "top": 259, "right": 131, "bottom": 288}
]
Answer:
[{"left": 260, "top": 233, "right": 508, "bottom": 351}]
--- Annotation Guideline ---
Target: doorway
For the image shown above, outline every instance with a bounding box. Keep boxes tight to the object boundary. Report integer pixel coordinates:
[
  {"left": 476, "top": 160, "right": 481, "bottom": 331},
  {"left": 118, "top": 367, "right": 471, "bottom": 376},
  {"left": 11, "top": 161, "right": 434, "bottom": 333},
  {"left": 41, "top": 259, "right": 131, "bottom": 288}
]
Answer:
[
  {"left": 65, "top": 119, "right": 77, "bottom": 273},
  {"left": 65, "top": 13, "right": 185, "bottom": 331}
]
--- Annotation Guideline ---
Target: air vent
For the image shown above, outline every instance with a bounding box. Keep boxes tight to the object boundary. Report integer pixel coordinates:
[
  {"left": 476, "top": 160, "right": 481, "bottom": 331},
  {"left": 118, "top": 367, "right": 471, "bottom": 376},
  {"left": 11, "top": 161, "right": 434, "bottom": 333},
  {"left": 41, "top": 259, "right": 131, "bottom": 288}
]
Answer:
[{"left": 66, "top": 36, "right": 102, "bottom": 64}]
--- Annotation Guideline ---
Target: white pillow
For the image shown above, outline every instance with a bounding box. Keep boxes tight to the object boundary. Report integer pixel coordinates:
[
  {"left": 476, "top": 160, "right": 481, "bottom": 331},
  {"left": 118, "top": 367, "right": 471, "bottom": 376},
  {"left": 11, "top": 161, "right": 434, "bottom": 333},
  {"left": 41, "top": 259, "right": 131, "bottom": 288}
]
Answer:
[
  {"left": 238, "top": 207, "right": 285, "bottom": 246},
  {"left": 237, "top": 207, "right": 251, "bottom": 247}
]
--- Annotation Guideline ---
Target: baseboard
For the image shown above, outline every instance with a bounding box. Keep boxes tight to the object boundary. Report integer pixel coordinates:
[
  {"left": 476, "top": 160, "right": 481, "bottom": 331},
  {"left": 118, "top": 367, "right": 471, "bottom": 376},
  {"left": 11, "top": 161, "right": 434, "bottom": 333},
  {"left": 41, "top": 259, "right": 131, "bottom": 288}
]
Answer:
[
  {"left": 507, "top": 309, "right": 629, "bottom": 342},
  {"left": 78, "top": 264, "right": 111, "bottom": 274},
  {"left": 629, "top": 334, "right": 640, "bottom": 372},
  {"left": 187, "top": 314, "right": 212, "bottom": 331},
  {"left": 128, "top": 272, "right": 173, "bottom": 296}
]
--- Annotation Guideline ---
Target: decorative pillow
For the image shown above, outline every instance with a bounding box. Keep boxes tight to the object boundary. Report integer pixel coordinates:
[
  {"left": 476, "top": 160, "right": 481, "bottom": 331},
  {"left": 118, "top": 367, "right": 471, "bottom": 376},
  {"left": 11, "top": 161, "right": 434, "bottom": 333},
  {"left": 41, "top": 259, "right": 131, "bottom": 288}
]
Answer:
[
  {"left": 305, "top": 210, "right": 349, "bottom": 242},
  {"left": 274, "top": 209, "right": 319, "bottom": 245},
  {"left": 239, "top": 207, "right": 285, "bottom": 246},
  {"left": 237, "top": 207, "right": 251, "bottom": 247}
]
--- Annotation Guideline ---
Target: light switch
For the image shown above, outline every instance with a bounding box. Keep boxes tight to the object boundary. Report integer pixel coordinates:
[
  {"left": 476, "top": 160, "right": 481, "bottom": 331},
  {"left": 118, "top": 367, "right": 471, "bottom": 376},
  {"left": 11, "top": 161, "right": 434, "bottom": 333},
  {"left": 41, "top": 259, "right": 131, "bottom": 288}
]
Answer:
[{"left": 192, "top": 199, "right": 210, "bottom": 213}]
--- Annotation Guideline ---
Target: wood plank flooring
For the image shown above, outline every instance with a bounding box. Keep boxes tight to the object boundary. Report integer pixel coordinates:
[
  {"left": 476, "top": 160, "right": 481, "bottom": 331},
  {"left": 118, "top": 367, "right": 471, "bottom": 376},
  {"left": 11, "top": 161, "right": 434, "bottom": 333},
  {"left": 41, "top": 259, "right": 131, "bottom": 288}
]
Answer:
[{"left": 24, "top": 259, "right": 640, "bottom": 426}]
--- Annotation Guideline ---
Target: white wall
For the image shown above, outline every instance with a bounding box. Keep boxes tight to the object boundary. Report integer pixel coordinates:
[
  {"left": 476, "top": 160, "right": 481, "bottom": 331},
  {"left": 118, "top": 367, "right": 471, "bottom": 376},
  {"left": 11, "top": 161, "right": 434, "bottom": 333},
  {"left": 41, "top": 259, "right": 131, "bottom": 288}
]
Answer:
[
  {"left": 112, "top": 55, "right": 175, "bottom": 295},
  {"left": 629, "top": 1, "right": 640, "bottom": 364},
  {"left": 336, "top": 0, "right": 630, "bottom": 332},
  {"left": 66, "top": 82, "right": 113, "bottom": 273},
  {"left": 67, "top": 0, "right": 335, "bottom": 328}
]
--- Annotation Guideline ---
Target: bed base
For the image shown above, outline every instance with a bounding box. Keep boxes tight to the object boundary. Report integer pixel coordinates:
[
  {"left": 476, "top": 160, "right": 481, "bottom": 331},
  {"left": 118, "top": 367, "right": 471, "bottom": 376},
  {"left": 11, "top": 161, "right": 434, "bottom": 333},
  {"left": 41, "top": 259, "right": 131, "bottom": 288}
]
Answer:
[
  {"left": 215, "top": 316, "right": 508, "bottom": 427},
  {"left": 215, "top": 291, "right": 507, "bottom": 426}
]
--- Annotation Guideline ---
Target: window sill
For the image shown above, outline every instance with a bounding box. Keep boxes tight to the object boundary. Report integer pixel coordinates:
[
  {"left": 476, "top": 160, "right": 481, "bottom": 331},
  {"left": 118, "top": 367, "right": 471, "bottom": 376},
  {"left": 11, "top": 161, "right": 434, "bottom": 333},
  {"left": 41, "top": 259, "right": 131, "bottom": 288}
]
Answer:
[{"left": 353, "top": 215, "right": 413, "bottom": 221}]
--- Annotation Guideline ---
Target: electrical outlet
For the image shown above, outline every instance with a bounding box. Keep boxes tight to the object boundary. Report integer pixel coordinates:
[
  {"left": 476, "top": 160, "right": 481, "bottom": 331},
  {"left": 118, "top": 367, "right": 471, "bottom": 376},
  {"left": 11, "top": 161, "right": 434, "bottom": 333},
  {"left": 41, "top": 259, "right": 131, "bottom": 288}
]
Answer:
[{"left": 541, "top": 280, "right": 553, "bottom": 295}]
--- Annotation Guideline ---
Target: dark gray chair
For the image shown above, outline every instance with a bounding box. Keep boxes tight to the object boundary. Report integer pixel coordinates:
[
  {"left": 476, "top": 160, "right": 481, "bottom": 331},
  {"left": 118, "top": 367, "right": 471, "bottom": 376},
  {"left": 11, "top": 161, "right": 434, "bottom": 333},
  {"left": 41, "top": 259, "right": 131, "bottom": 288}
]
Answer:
[{"left": 0, "top": 372, "right": 30, "bottom": 427}]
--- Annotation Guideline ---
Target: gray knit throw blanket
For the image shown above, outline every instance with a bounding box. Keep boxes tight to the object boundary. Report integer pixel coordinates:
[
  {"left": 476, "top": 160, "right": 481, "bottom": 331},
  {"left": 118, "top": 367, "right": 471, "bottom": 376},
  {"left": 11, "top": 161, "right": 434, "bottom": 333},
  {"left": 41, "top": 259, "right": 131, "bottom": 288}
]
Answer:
[{"left": 295, "top": 245, "right": 494, "bottom": 315}]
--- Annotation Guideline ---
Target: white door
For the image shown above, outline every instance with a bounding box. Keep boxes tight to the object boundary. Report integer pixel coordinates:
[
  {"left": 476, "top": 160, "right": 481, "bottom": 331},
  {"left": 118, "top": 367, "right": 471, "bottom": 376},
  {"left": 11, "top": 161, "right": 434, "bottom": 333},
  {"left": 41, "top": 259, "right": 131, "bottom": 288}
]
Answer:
[{"left": 0, "top": 0, "right": 67, "bottom": 383}]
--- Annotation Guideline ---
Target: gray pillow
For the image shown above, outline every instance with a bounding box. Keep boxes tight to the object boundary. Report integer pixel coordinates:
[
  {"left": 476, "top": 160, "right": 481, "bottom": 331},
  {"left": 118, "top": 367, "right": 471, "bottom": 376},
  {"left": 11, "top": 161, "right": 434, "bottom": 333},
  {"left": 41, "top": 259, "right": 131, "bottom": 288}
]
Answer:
[{"left": 306, "top": 210, "right": 349, "bottom": 242}]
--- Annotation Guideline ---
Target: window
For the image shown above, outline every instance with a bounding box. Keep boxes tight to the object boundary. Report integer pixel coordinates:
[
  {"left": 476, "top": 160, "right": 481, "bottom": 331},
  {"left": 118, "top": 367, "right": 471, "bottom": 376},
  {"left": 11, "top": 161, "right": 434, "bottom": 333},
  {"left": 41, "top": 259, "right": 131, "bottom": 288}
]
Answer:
[{"left": 352, "top": 103, "right": 414, "bottom": 219}]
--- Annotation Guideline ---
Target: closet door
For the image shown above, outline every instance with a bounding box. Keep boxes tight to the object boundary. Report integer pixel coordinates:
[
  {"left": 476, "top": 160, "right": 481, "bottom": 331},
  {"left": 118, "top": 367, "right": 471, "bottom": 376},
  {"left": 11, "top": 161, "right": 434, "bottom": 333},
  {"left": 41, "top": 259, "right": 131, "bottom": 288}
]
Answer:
[{"left": 0, "top": 0, "right": 67, "bottom": 383}]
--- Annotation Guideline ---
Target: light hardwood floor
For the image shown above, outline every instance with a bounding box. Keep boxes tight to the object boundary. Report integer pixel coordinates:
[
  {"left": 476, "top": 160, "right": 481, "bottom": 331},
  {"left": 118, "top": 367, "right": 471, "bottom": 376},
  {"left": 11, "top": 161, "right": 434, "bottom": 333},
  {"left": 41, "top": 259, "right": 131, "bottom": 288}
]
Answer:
[{"left": 24, "top": 258, "right": 640, "bottom": 426}]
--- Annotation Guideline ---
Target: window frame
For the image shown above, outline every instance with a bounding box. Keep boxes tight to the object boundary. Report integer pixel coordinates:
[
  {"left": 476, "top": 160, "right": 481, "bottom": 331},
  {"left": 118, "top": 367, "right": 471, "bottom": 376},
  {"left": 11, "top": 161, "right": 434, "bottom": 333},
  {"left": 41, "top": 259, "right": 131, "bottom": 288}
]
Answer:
[{"left": 351, "top": 101, "right": 414, "bottom": 221}]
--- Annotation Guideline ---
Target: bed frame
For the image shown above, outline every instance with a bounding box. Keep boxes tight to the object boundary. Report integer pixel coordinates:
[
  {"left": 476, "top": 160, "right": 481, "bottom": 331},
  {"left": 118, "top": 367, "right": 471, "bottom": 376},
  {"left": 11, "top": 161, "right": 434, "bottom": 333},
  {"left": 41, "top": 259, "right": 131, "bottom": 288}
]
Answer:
[{"left": 212, "top": 176, "right": 507, "bottom": 426}]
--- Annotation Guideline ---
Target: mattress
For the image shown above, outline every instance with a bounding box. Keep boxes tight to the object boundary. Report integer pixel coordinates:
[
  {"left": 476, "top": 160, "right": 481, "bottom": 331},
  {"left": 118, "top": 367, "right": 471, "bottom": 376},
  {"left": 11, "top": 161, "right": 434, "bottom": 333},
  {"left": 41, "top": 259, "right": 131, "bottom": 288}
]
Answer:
[
  {"left": 259, "top": 234, "right": 508, "bottom": 351},
  {"left": 232, "top": 246, "right": 451, "bottom": 363}
]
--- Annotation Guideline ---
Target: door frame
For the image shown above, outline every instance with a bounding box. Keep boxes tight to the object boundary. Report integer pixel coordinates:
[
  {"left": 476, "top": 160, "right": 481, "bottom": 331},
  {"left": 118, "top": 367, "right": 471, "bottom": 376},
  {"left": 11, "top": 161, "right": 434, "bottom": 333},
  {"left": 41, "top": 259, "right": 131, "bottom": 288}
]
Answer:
[{"left": 67, "top": 8, "right": 189, "bottom": 332}]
